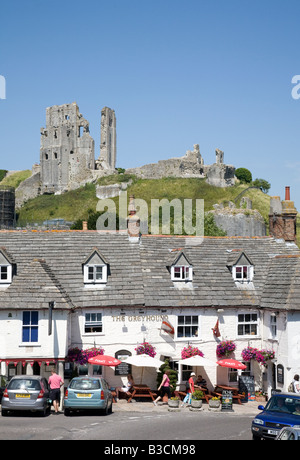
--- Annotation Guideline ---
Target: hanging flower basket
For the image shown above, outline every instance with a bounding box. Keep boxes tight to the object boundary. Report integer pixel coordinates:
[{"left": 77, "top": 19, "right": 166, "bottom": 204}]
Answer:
[
  {"left": 181, "top": 346, "right": 204, "bottom": 360},
  {"left": 66, "top": 346, "right": 104, "bottom": 365},
  {"left": 135, "top": 342, "right": 156, "bottom": 357},
  {"left": 241, "top": 346, "right": 275, "bottom": 365},
  {"left": 216, "top": 340, "right": 236, "bottom": 358}
]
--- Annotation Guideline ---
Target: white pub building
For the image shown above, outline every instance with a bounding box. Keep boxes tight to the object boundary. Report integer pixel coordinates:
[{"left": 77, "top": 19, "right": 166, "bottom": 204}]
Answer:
[{"left": 0, "top": 190, "right": 300, "bottom": 402}]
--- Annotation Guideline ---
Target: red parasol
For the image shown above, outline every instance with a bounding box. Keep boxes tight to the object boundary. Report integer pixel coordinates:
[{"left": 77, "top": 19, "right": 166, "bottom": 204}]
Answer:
[
  {"left": 88, "top": 355, "right": 122, "bottom": 366},
  {"left": 217, "top": 358, "right": 247, "bottom": 370}
]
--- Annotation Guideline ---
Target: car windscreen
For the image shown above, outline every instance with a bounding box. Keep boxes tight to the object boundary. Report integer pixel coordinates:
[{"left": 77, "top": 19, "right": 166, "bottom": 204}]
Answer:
[
  {"left": 69, "top": 379, "right": 101, "bottom": 390},
  {"left": 265, "top": 396, "right": 300, "bottom": 414},
  {"left": 7, "top": 379, "right": 41, "bottom": 391}
]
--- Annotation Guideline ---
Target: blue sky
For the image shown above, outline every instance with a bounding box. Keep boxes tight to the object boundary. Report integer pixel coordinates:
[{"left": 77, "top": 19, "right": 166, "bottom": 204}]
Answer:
[{"left": 1, "top": 0, "right": 300, "bottom": 207}]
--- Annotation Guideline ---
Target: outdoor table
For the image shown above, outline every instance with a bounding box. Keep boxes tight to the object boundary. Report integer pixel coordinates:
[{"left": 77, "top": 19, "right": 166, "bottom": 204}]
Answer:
[
  {"left": 127, "top": 384, "right": 155, "bottom": 403},
  {"left": 213, "top": 385, "right": 244, "bottom": 404}
]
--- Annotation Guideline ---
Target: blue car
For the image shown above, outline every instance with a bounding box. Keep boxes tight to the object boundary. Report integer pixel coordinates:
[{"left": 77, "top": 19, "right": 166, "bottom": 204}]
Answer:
[
  {"left": 252, "top": 392, "right": 300, "bottom": 440},
  {"left": 64, "top": 376, "right": 113, "bottom": 416}
]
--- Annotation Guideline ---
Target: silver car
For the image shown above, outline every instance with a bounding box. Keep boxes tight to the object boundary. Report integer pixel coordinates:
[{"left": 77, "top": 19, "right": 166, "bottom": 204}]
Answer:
[
  {"left": 1, "top": 375, "right": 51, "bottom": 416},
  {"left": 64, "top": 376, "right": 113, "bottom": 416}
]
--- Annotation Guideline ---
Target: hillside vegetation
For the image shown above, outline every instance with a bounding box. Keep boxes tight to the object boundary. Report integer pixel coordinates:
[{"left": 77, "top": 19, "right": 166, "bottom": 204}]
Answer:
[{"left": 7, "top": 173, "right": 271, "bottom": 232}]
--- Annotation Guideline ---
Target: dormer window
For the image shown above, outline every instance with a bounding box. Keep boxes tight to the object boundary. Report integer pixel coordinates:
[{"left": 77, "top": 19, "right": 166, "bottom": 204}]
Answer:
[
  {"left": 86, "top": 265, "right": 106, "bottom": 283},
  {"left": 168, "top": 250, "right": 193, "bottom": 282},
  {"left": 172, "top": 265, "right": 192, "bottom": 281},
  {"left": 226, "top": 250, "right": 254, "bottom": 283},
  {"left": 0, "top": 265, "right": 11, "bottom": 283},
  {"left": 234, "top": 265, "right": 251, "bottom": 281},
  {"left": 0, "top": 247, "right": 15, "bottom": 286},
  {"left": 83, "top": 248, "right": 109, "bottom": 285}
]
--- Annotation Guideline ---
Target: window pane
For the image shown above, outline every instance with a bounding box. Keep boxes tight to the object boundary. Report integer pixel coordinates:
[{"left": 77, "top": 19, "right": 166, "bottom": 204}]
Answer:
[
  {"left": 178, "top": 316, "right": 184, "bottom": 325},
  {"left": 88, "top": 267, "right": 94, "bottom": 280},
  {"left": 23, "top": 311, "right": 31, "bottom": 325},
  {"left": 31, "top": 311, "right": 38, "bottom": 325},
  {"left": 185, "top": 316, "right": 191, "bottom": 325},
  {"left": 192, "top": 326, "right": 198, "bottom": 337},
  {"left": 177, "top": 326, "right": 184, "bottom": 337},
  {"left": 238, "top": 325, "right": 244, "bottom": 335},
  {"left": 0, "top": 266, "right": 8, "bottom": 280},
  {"left": 95, "top": 266, "right": 103, "bottom": 280},
  {"left": 22, "top": 327, "right": 30, "bottom": 342},
  {"left": 31, "top": 327, "right": 38, "bottom": 342},
  {"left": 238, "top": 314, "right": 244, "bottom": 322},
  {"left": 192, "top": 316, "right": 198, "bottom": 325}
]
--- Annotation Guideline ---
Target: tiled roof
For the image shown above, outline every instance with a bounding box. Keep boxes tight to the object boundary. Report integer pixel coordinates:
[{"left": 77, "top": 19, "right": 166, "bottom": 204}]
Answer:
[{"left": 0, "top": 230, "right": 298, "bottom": 310}]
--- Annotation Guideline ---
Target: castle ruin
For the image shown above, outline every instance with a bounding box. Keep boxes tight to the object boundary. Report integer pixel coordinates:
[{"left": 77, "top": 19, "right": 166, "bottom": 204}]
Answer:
[
  {"left": 40, "top": 102, "right": 95, "bottom": 194},
  {"left": 15, "top": 102, "right": 236, "bottom": 208}
]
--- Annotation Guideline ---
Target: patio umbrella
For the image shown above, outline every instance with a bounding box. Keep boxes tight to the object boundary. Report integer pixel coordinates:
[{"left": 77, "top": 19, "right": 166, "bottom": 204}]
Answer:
[
  {"left": 179, "top": 355, "right": 217, "bottom": 367},
  {"left": 88, "top": 355, "right": 122, "bottom": 366},
  {"left": 216, "top": 358, "right": 246, "bottom": 370},
  {"left": 125, "top": 354, "right": 164, "bottom": 383}
]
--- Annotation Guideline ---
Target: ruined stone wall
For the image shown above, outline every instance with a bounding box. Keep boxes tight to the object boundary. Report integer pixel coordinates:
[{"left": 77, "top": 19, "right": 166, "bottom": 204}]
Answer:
[
  {"left": 40, "top": 102, "right": 94, "bottom": 194},
  {"left": 96, "top": 107, "right": 116, "bottom": 171}
]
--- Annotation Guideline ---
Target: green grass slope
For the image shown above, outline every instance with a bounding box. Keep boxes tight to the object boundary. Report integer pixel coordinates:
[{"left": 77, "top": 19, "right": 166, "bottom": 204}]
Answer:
[{"left": 13, "top": 174, "right": 271, "bottom": 230}]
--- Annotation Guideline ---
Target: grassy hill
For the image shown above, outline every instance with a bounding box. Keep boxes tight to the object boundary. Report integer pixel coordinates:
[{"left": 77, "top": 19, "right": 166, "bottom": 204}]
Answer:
[{"left": 8, "top": 173, "right": 271, "bottom": 232}]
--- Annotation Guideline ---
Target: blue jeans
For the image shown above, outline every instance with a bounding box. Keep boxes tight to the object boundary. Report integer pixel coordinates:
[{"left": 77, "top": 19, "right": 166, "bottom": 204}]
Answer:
[{"left": 183, "top": 392, "right": 191, "bottom": 404}]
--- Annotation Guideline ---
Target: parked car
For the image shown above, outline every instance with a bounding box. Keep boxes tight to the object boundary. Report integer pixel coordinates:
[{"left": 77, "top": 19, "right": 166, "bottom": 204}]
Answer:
[
  {"left": 0, "top": 375, "right": 8, "bottom": 403},
  {"left": 276, "top": 426, "right": 300, "bottom": 440},
  {"left": 64, "top": 376, "right": 113, "bottom": 416},
  {"left": 252, "top": 392, "right": 300, "bottom": 440},
  {"left": 1, "top": 375, "right": 51, "bottom": 416}
]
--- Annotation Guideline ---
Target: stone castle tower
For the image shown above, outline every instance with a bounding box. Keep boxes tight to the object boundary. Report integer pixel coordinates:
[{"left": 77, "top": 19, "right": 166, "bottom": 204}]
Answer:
[
  {"left": 96, "top": 107, "right": 117, "bottom": 171},
  {"left": 40, "top": 102, "right": 95, "bottom": 194}
]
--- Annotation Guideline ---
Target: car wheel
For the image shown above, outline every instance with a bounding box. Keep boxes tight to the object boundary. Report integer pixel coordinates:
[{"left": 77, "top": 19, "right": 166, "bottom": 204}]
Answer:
[
  {"left": 1, "top": 409, "right": 8, "bottom": 417},
  {"left": 64, "top": 408, "right": 71, "bottom": 416},
  {"left": 252, "top": 434, "right": 261, "bottom": 440}
]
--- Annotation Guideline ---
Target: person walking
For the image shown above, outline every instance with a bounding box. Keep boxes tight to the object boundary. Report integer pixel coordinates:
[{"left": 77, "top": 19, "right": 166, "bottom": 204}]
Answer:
[
  {"left": 293, "top": 374, "right": 300, "bottom": 393},
  {"left": 181, "top": 372, "right": 196, "bottom": 407},
  {"left": 153, "top": 370, "right": 171, "bottom": 405},
  {"left": 48, "top": 368, "right": 64, "bottom": 414}
]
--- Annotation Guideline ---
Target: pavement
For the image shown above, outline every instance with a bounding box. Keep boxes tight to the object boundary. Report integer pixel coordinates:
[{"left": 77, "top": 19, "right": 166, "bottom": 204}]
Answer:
[{"left": 112, "top": 399, "right": 261, "bottom": 416}]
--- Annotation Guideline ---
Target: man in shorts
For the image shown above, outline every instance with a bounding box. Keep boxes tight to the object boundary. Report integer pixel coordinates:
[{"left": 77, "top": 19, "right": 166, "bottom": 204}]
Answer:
[{"left": 48, "top": 368, "right": 64, "bottom": 414}]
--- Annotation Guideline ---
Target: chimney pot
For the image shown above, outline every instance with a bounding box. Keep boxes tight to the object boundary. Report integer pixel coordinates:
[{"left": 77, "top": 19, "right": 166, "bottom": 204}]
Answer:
[
  {"left": 82, "top": 221, "right": 88, "bottom": 231},
  {"left": 285, "top": 186, "right": 290, "bottom": 201}
]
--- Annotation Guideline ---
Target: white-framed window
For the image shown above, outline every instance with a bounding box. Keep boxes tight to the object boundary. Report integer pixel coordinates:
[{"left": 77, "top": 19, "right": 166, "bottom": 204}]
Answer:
[
  {"left": 84, "top": 264, "right": 107, "bottom": 284},
  {"left": 22, "top": 311, "right": 39, "bottom": 343},
  {"left": 237, "top": 312, "right": 259, "bottom": 337},
  {"left": 270, "top": 314, "right": 277, "bottom": 340},
  {"left": 233, "top": 265, "right": 253, "bottom": 281},
  {"left": 177, "top": 315, "right": 198, "bottom": 338},
  {"left": 171, "top": 265, "right": 193, "bottom": 281},
  {"left": 84, "top": 312, "right": 103, "bottom": 334},
  {"left": 0, "top": 264, "right": 12, "bottom": 284}
]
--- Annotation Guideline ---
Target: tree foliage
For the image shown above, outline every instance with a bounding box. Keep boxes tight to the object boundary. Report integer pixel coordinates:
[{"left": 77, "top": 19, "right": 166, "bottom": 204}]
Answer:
[
  {"left": 252, "top": 178, "right": 271, "bottom": 194},
  {"left": 235, "top": 167, "right": 252, "bottom": 183}
]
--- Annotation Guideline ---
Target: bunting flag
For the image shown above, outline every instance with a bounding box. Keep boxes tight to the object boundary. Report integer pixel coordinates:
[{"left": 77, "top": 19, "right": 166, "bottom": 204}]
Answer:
[
  {"left": 161, "top": 320, "right": 175, "bottom": 338},
  {"left": 212, "top": 319, "right": 221, "bottom": 338}
]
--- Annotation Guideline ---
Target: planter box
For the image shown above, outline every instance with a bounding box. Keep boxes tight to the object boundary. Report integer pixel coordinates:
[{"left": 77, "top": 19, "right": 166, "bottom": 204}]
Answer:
[
  {"left": 168, "top": 399, "right": 180, "bottom": 408},
  {"left": 189, "top": 399, "right": 203, "bottom": 411},
  {"left": 208, "top": 399, "right": 221, "bottom": 411}
]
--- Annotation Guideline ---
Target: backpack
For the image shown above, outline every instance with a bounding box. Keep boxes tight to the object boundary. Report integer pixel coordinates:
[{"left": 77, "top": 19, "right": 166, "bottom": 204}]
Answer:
[{"left": 288, "top": 382, "right": 294, "bottom": 392}]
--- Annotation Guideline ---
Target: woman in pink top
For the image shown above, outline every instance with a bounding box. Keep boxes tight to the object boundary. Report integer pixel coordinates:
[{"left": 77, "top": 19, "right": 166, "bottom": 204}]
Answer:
[
  {"left": 153, "top": 370, "right": 171, "bottom": 405},
  {"left": 48, "top": 368, "right": 64, "bottom": 414}
]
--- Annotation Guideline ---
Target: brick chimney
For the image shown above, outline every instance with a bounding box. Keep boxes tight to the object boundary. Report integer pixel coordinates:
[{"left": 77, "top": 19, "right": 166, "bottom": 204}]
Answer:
[
  {"left": 127, "top": 195, "right": 140, "bottom": 242},
  {"left": 269, "top": 187, "right": 297, "bottom": 242}
]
